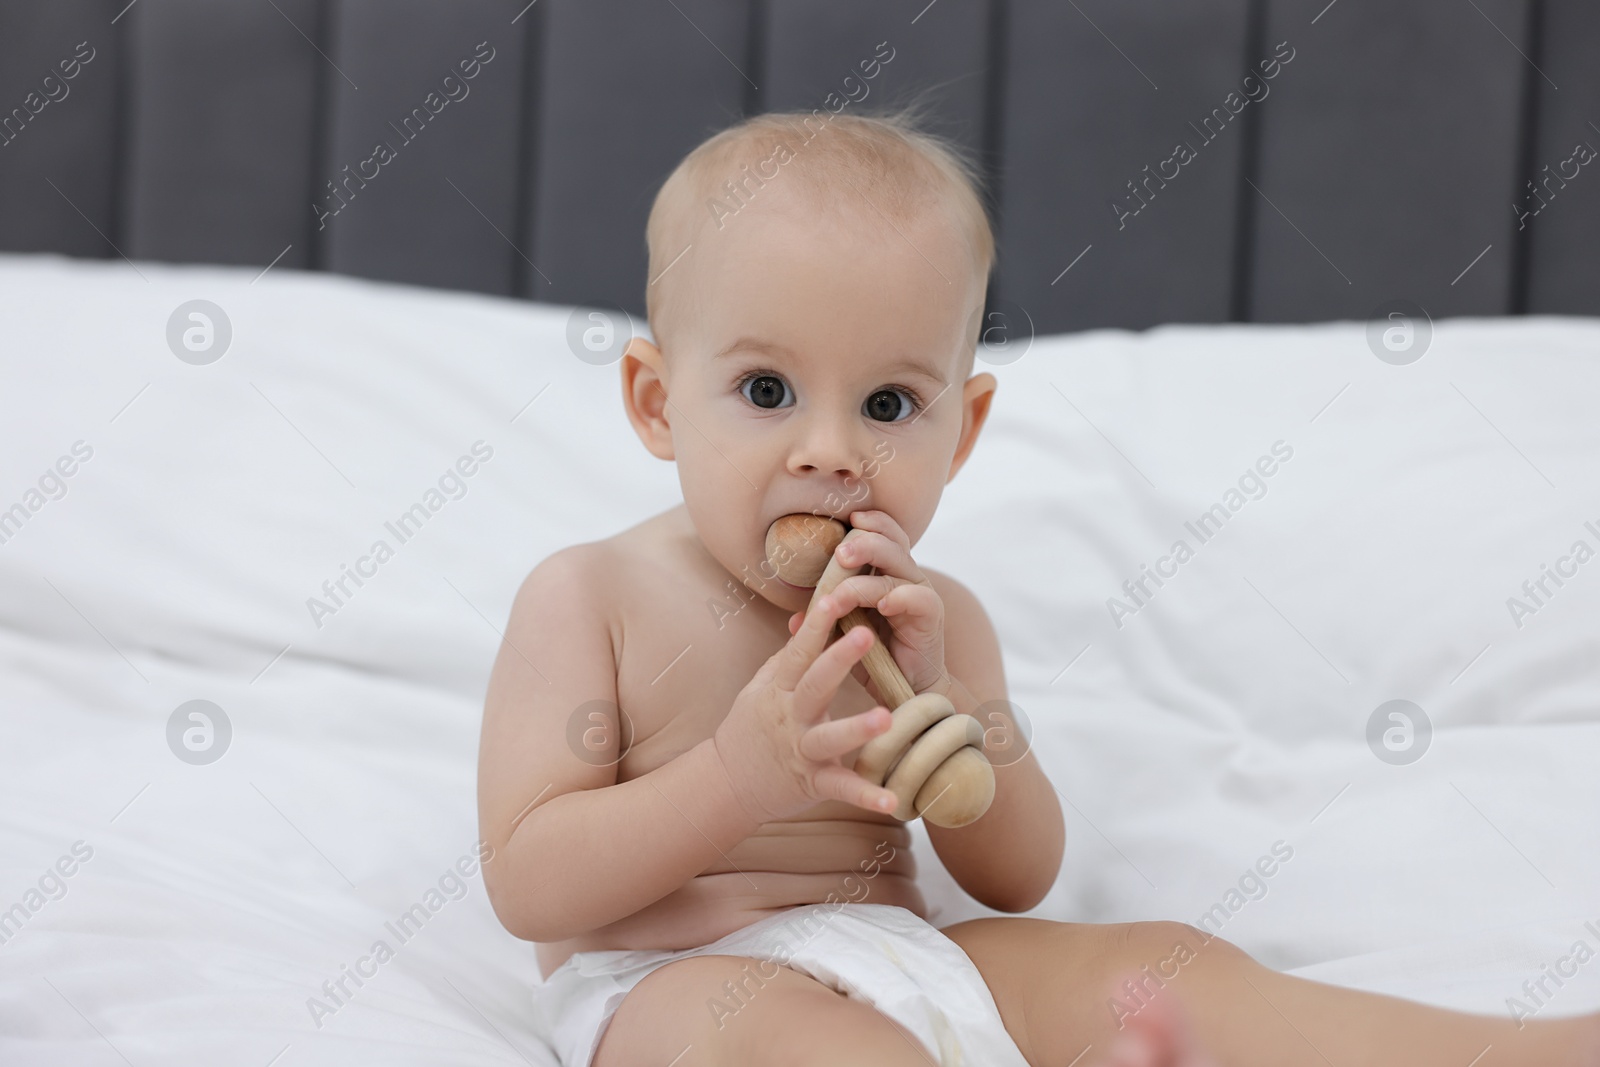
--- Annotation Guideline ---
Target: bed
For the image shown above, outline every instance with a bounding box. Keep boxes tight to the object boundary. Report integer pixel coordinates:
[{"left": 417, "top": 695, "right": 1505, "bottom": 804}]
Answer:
[
  {"left": 5, "top": 0, "right": 1600, "bottom": 1058},
  {"left": 2, "top": 252, "right": 1597, "bottom": 1063}
]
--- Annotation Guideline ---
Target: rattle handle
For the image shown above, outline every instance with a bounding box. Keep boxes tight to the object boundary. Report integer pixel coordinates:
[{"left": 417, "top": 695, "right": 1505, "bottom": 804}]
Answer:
[
  {"left": 838, "top": 607, "right": 916, "bottom": 710},
  {"left": 796, "top": 522, "right": 919, "bottom": 710}
]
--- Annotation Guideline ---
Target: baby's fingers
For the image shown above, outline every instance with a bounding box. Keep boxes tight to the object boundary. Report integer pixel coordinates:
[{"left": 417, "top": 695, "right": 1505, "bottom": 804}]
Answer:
[
  {"left": 774, "top": 592, "right": 857, "bottom": 691},
  {"left": 791, "top": 621, "right": 874, "bottom": 715},
  {"left": 809, "top": 762, "right": 900, "bottom": 815},
  {"left": 800, "top": 706, "right": 892, "bottom": 764}
]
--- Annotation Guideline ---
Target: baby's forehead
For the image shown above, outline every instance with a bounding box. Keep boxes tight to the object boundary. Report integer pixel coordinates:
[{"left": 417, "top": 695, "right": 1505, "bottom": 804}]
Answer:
[
  {"left": 657, "top": 189, "right": 981, "bottom": 351},
  {"left": 699, "top": 209, "right": 975, "bottom": 330}
]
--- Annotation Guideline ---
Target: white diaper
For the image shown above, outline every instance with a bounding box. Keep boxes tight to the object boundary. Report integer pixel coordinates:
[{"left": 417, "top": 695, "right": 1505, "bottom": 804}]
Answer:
[{"left": 529, "top": 902, "right": 1031, "bottom": 1067}]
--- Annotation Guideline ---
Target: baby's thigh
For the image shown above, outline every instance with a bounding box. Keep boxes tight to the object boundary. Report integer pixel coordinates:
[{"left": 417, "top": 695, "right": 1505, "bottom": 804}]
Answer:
[{"left": 593, "top": 953, "right": 933, "bottom": 1067}]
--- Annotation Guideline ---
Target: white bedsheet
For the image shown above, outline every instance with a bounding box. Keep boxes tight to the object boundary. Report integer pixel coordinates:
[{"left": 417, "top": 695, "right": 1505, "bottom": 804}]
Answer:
[{"left": 1, "top": 253, "right": 1596, "bottom": 1063}]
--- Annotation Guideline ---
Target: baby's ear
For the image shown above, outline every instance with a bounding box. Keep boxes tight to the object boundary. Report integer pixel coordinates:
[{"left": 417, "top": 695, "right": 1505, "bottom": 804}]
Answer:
[
  {"left": 946, "top": 371, "right": 997, "bottom": 483},
  {"left": 620, "top": 337, "right": 675, "bottom": 461}
]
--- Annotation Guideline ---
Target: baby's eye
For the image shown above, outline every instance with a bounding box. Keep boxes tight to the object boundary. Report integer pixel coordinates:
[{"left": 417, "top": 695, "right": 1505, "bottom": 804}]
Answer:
[
  {"left": 740, "top": 373, "right": 792, "bottom": 410},
  {"left": 863, "top": 387, "right": 919, "bottom": 423}
]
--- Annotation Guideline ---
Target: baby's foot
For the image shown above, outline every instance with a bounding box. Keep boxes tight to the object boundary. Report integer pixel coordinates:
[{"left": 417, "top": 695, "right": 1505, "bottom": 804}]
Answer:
[{"left": 1095, "top": 973, "right": 1217, "bottom": 1067}]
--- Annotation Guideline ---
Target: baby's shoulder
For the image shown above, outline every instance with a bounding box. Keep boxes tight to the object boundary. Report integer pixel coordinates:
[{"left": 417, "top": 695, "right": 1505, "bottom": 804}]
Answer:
[
  {"left": 509, "top": 511, "right": 679, "bottom": 627},
  {"left": 513, "top": 536, "right": 626, "bottom": 614},
  {"left": 922, "top": 565, "right": 989, "bottom": 624}
]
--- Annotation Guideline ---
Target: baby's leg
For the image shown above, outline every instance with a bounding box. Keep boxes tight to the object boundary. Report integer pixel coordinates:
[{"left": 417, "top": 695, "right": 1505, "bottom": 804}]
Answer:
[
  {"left": 942, "top": 917, "right": 1600, "bottom": 1067},
  {"left": 593, "top": 953, "right": 936, "bottom": 1067}
]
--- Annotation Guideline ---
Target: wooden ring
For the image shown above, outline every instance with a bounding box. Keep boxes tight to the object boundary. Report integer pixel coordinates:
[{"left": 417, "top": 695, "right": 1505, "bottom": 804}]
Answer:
[
  {"left": 884, "top": 713, "right": 984, "bottom": 822},
  {"left": 852, "top": 691, "right": 956, "bottom": 787}
]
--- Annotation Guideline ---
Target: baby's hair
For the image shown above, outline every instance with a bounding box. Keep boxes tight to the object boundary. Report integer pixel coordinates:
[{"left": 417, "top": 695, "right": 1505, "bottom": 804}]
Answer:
[{"left": 643, "top": 101, "right": 996, "bottom": 355}]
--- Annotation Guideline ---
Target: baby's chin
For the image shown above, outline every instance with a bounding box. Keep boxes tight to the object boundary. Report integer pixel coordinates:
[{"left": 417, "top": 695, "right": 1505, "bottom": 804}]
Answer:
[
  {"left": 745, "top": 567, "right": 815, "bottom": 613},
  {"left": 772, "top": 571, "right": 818, "bottom": 601}
]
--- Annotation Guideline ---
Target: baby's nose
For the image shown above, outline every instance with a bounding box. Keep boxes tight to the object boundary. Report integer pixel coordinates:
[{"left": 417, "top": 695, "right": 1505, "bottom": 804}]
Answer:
[{"left": 788, "top": 427, "right": 865, "bottom": 479}]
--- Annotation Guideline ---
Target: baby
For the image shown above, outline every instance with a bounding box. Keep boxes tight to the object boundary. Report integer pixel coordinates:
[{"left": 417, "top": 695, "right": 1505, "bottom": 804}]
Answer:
[{"left": 478, "top": 110, "right": 1600, "bottom": 1067}]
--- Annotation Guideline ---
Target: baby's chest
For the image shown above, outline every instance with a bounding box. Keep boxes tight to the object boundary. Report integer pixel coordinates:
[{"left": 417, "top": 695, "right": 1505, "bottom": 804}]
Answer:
[{"left": 614, "top": 597, "right": 876, "bottom": 761}]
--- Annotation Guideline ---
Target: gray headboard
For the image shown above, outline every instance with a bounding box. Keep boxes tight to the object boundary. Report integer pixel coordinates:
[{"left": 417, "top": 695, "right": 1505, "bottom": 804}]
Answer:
[{"left": 2, "top": 0, "right": 1595, "bottom": 335}]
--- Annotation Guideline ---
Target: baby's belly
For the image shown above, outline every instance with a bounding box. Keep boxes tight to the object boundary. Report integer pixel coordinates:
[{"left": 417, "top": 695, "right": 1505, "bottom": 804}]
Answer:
[{"left": 536, "top": 812, "right": 926, "bottom": 979}]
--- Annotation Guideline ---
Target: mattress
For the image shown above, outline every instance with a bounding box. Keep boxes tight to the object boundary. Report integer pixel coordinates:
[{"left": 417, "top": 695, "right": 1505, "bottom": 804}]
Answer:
[{"left": 1, "top": 253, "right": 1596, "bottom": 1063}]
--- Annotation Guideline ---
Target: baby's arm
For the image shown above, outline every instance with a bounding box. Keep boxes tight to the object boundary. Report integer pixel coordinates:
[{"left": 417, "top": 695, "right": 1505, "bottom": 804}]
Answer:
[
  {"left": 476, "top": 545, "right": 761, "bottom": 942},
  {"left": 921, "top": 570, "right": 1064, "bottom": 911}
]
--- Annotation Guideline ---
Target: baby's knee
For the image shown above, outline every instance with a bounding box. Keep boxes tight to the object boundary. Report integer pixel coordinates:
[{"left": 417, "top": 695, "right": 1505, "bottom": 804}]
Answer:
[{"left": 1105, "top": 920, "right": 1248, "bottom": 979}]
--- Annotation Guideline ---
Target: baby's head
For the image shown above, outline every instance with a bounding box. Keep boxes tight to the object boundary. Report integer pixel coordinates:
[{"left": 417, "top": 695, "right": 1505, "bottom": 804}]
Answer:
[{"left": 621, "top": 107, "right": 998, "bottom": 612}]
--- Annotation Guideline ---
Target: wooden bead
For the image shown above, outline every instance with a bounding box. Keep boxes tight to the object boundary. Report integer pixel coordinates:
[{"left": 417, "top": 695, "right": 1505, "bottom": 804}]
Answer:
[{"left": 765, "top": 514, "right": 845, "bottom": 588}]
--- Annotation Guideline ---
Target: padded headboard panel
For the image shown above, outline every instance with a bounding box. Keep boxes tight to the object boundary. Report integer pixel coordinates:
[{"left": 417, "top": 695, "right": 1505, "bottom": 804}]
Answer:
[{"left": 1, "top": 0, "right": 1595, "bottom": 333}]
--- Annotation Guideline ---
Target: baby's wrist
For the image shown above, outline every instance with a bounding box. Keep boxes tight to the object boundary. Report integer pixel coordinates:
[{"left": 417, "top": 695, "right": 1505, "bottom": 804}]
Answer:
[
  {"left": 923, "top": 671, "right": 957, "bottom": 704},
  {"left": 702, "top": 734, "right": 768, "bottom": 832}
]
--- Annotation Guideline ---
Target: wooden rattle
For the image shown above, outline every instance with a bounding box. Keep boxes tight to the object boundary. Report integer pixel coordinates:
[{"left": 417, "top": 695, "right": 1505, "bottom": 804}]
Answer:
[{"left": 765, "top": 514, "right": 996, "bottom": 829}]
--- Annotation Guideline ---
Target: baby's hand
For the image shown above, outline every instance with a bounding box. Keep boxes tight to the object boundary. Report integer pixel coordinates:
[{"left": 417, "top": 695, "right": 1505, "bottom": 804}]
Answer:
[
  {"left": 790, "top": 509, "right": 948, "bottom": 701},
  {"left": 714, "top": 589, "right": 901, "bottom": 824}
]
